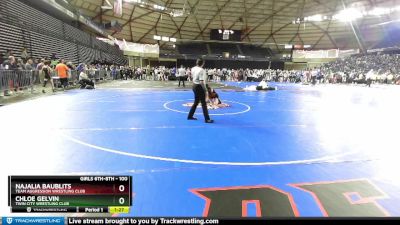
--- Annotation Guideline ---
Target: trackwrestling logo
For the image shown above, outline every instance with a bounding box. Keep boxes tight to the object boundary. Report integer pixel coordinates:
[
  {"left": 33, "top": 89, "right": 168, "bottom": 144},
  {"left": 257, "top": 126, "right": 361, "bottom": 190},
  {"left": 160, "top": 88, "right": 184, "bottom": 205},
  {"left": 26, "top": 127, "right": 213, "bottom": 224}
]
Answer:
[{"left": 2, "top": 217, "right": 64, "bottom": 225}]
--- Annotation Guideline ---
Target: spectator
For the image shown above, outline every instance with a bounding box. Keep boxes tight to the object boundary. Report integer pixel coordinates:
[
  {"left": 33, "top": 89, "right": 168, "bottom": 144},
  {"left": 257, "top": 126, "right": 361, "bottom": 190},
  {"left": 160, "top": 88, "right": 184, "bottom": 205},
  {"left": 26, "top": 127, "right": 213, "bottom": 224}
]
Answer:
[
  {"left": 111, "top": 65, "right": 118, "bottom": 80},
  {"left": 145, "top": 65, "right": 151, "bottom": 80},
  {"left": 1, "top": 56, "right": 18, "bottom": 96},
  {"left": 17, "top": 59, "right": 25, "bottom": 70},
  {"left": 42, "top": 60, "right": 54, "bottom": 93},
  {"left": 25, "top": 58, "right": 34, "bottom": 71},
  {"left": 55, "top": 59, "right": 69, "bottom": 90},
  {"left": 36, "top": 59, "right": 45, "bottom": 71},
  {"left": 50, "top": 58, "right": 59, "bottom": 69},
  {"left": 78, "top": 69, "right": 95, "bottom": 89},
  {"left": 177, "top": 65, "right": 186, "bottom": 87},
  {"left": 21, "top": 47, "right": 29, "bottom": 63},
  {"left": 2, "top": 56, "right": 17, "bottom": 70},
  {"left": 24, "top": 58, "right": 36, "bottom": 89}
]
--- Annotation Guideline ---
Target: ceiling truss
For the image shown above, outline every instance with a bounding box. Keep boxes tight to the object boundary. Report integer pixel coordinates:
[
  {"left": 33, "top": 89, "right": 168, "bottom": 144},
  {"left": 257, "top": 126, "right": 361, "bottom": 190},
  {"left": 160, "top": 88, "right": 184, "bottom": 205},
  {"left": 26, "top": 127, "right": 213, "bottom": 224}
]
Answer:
[{"left": 69, "top": 0, "right": 398, "bottom": 50}]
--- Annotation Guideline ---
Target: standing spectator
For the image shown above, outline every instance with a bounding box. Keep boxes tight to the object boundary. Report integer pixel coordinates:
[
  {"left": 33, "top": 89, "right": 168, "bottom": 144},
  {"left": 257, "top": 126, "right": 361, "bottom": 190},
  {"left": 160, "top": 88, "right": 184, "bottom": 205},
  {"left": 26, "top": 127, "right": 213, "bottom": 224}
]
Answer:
[
  {"left": 387, "top": 72, "right": 394, "bottom": 84},
  {"left": 186, "top": 67, "right": 192, "bottom": 81},
  {"left": 89, "top": 65, "right": 97, "bottom": 80},
  {"left": 36, "top": 59, "right": 45, "bottom": 71},
  {"left": 32, "top": 58, "right": 39, "bottom": 69},
  {"left": 154, "top": 67, "right": 159, "bottom": 81},
  {"left": 1, "top": 56, "right": 18, "bottom": 96},
  {"left": 17, "top": 59, "right": 25, "bottom": 70},
  {"left": 160, "top": 67, "right": 167, "bottom": 81},
  {"left": 76, "top": 63, "right": 85, "bottom": 73},
  {"left": 177, "top": 65, "right": 186, "bottom": 87},
  {"left": 66, "top": 61, "right": 75, "bottom": 82},
  {"left": 366, "top": 69, "right": 374, "bottom": 87},
  {"left": 171, "top": 67, "right": 176, "bottom": 78},
  {"left": 25, "top": 58, "right": 34, "bottom": 70},
  {"left": 145, "top": 65, "right": 151, "bottom": 80},
  {"left": 25, "top": 58, "right": 38, "bottom": 88},
  {"left": 111, "top": 65, "right": 117, "bottom": 80},
  {"left": 55, "top": 59, "right": 70, "bottom": 90},
  {"left": 21, "top": 47, "right": 29, "bottom": 63},
  {"left": 42, "top": 60, "right": 54, "bottom": 93},
  {"left": 36, "top": 59, "right": 45, "bottom": 85},
  {"left": 2, "top": 56, "right": 18, "bottom": 70},
  {"left": 118, "top": 66, "right": 124, "bottom": 80},
  {"left": 50, "top": 57, "right": 59, "bottom": 69}
]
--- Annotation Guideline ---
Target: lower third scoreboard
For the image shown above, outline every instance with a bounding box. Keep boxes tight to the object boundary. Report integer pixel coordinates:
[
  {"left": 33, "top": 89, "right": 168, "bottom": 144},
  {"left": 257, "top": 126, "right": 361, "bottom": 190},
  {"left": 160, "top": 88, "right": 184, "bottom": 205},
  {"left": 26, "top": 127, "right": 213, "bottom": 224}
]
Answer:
[{"left": 8, "top": 176, "right": 132, "bottom": 213}]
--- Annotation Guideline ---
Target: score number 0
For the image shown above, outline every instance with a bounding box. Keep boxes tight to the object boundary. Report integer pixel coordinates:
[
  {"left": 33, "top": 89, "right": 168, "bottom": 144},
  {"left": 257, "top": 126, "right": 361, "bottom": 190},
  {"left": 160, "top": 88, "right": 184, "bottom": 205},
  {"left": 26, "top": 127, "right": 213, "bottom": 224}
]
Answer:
[{"left": 118, "top": 184, "right": 126, "bottom": 205}]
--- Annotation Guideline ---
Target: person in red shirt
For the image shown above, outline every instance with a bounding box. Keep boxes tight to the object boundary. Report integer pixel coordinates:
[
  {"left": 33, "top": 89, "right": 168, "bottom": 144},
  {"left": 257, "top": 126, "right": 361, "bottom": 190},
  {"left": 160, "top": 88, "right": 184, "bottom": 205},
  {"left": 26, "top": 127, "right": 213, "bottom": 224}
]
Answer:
[{"left": 55, "top": 59, "right": 69, "bottom": 90}]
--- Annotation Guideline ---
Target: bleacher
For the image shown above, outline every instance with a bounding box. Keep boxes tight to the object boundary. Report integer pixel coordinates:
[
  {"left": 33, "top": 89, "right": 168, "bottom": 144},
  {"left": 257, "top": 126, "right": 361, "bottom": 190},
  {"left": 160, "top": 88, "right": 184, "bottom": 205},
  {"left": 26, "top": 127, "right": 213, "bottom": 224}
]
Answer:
[
  {"left": 4, "top": 0, "right": 64, "bottom": 37},
  {"left": 0, "top": 0, "right": 127, "bottom": 65},
  {"left": 30, "top": 31, "right": 79, "bottom": 64},
  {"left": 209, "top": 43, "right": 239, "bottom": 55},
  {"left": 64, "top": 23, "right": 91, "bottom": 46},
  {"left": 175, "top": 42, "right": 272, "bottom": 60},
  {"left": 0, "top": 22, "right": 25, "bottom": 58},
  {"left": 240, "top": 45, "right": 270, "bottom": 58},
  {"left": 177, "top": 43, "right": 208, "bottom": 56}
]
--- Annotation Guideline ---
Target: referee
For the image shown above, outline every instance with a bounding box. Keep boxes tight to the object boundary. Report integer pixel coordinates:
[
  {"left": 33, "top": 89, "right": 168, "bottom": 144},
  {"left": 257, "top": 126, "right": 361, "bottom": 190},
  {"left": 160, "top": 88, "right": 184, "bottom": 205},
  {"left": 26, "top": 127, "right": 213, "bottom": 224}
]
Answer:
[{"left": 187, "top": 58, "right": 214, "bottom": 123}]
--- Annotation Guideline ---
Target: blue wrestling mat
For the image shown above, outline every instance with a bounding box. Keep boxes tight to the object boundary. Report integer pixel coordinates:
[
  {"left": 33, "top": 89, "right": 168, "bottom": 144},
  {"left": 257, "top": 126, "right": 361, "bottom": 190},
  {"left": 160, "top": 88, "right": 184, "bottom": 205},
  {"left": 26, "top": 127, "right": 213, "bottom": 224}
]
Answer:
[{"left": 0, "top": 82, "right": 399, "bottom": 217}]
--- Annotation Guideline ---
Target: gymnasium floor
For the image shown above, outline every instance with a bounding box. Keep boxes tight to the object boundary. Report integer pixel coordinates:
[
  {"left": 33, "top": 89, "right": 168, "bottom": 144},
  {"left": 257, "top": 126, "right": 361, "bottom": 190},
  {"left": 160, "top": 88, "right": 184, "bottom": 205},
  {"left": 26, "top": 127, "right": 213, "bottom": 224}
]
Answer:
[{"left": 1, "top": 81, "right": 400, "bottom": 217}]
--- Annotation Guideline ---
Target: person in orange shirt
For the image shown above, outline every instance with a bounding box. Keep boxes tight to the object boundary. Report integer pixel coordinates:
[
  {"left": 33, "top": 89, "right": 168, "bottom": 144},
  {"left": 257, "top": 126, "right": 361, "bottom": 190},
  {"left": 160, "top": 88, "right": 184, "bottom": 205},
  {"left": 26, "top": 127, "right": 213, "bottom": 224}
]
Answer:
[{"left": 55, "top": 59, "right": 70, "bottom": 90}]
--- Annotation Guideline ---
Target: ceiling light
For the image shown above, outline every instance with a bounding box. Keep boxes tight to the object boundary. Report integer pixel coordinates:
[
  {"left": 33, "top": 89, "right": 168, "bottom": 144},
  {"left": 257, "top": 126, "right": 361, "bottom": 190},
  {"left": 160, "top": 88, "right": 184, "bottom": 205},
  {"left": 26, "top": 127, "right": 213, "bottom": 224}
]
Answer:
[
  {"left": 368, "top": 7, "right": 390, "bottom": 16},
  {"left": 162, "top": 36, "right": 169, "bottom": 41},
  {"left": 285, "top": 44, "right": 293, "bottom": 49},
  {"left": 307, "top": 14, "right": 323, "bottom": 22},
  {"left": 170, "top": 38, "right": 177, "bottom": 42},
  {"left": 171, "top": 9, "right": 184, "bottom": 17},
  {"left": 333, "top": 8, "right": 363, "bottom": 22},
  {"left": 153, "top": 35, "right": 161, "bottom": 40},
  {"left": 153, "top": 4, "right": 166, "bottom": 10}
]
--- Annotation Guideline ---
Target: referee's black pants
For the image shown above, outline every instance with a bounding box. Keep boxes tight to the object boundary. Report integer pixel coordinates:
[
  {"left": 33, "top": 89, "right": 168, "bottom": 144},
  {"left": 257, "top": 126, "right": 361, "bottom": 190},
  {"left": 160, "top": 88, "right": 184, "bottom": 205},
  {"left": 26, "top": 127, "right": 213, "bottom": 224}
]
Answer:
[
  {"left": 188, "top": 84, "right": 210, "bottom": 121},
  {"left": 178, "top": 76, "right": 186, "bottom": 87}
]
